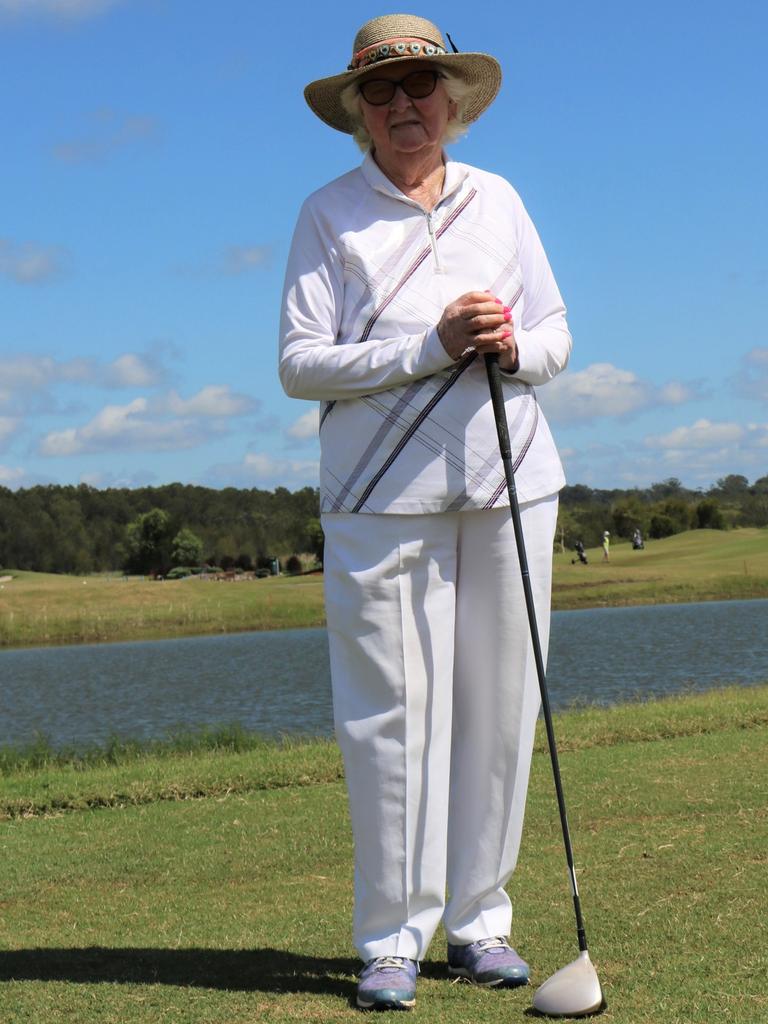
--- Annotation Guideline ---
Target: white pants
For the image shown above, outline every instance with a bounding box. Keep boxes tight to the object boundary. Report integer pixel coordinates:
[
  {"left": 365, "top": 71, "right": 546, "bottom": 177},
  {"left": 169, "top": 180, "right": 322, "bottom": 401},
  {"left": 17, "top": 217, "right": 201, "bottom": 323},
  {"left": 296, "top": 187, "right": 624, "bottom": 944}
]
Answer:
[{"left": 322, "top": 495, "right": 558, "bottom": 962}]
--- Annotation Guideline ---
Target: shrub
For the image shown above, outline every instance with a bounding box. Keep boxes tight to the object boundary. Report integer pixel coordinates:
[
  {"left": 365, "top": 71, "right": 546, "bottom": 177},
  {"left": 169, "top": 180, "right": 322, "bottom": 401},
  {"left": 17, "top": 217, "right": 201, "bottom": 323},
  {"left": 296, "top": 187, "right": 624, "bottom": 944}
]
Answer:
[
  {"left": 695, "top": 499, "right": 726, "bottom": 530},
  {"left": 649, "top": 514, "right": 676, "bottom": 538},
  {"left": 166, "top": 566, "right": 192, "bottom": 580}
]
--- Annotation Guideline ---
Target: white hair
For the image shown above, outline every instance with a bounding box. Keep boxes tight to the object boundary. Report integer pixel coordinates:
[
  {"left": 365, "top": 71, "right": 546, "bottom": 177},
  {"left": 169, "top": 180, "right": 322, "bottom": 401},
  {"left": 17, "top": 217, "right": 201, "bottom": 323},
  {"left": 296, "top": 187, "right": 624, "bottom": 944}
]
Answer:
[{"left": 340, "top": 68, "right": 473, "bottom": 152}]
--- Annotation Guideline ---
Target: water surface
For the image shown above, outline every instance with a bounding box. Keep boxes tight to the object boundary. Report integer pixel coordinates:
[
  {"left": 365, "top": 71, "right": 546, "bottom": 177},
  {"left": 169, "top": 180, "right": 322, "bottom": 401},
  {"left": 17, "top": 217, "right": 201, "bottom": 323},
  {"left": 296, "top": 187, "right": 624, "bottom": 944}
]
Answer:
[{"left": 1, "top": 599, "right": 765, "bottom": 750}]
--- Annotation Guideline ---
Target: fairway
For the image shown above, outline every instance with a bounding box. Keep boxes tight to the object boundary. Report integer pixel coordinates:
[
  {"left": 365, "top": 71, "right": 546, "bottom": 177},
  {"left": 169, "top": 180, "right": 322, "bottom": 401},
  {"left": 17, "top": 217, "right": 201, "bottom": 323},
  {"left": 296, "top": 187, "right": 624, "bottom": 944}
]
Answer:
[
  {"left": 1, "top": 528, "right": 766, "bottom": 648},
  {"left": 1, "top": 688, "right": 766, "bottom": 1023},
  {"left": 553, "top": 528, "right": 768, "bottom": 609}
]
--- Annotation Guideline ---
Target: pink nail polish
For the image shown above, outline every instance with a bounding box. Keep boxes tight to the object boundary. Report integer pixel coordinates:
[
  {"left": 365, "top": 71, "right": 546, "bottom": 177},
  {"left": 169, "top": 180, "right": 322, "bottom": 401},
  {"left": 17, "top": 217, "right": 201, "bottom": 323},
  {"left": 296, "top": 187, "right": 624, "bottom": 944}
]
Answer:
[
  {"left": 503, "top": 306, "right": 511, "bottom": 313},
  {"left": 503, "top": 311, "right": 512, "bottom": 322},
  {"left": 502, "top": 330, "right": 512, "bottom": 339}
]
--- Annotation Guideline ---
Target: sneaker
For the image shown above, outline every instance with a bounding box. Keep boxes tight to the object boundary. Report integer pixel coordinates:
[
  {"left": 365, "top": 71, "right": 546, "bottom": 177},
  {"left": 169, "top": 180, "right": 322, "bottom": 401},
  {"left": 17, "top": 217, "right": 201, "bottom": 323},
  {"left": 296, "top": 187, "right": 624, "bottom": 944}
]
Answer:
[
  {"left": 356, "top": 955, "right": 418, "bottom": 1011},
  {"left": 447, "top": 937, "right": 530, "bottom": 987}
]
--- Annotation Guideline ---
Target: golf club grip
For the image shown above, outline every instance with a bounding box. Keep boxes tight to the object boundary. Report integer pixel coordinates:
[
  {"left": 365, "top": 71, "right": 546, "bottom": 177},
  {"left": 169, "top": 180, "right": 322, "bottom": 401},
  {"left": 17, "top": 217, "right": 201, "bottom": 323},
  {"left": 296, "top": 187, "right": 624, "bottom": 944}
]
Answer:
[{"left": 484, "top": 352, "right": 589, "bottom": 953}]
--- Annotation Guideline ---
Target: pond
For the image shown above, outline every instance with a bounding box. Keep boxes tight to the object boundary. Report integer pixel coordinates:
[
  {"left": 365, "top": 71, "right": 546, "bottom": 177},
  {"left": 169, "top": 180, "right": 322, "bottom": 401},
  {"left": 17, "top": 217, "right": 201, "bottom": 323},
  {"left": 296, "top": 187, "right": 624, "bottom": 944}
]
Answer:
[{"left": 1, "top": 598, "right": 766, "bottom": 751}]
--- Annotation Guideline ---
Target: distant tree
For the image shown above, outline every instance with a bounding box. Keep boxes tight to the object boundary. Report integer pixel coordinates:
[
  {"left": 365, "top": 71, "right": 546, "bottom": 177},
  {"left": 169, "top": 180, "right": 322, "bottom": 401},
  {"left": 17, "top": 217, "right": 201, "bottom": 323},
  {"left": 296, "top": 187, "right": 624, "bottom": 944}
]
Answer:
[
  {"left": 560, "top": 484, "right": 598, "bottom": 506},
  {"left": 171, "top": 528, "right": 204, "bottom": 567},
  {"left": 305, "top": 517, "right": 325, "bottom": 566},
  {"left": 648, "top": 513, "right": 676, "bottom": 538},
  {"left": 648, "top": 477, "right": 687, "bottom": 500},
  {"left": 611, "top": 498, "right": 650, "bottom": 540},
  {"left": 285, "top": 554, "right": 302, "bottom": 574},
  {"left": 124, "top": 508, "right": 171, "bottom": 574},
  {"left": 713, "top": 474, "right": 749, "bottom": 497},
  {"left": 648, "top": 498, "right": 693, "bottom": 537},
  {"left": 695, "top": 499, "right": 726, "bottom": 530},
  {"left": 235, "top": 552, "right": 253, "bottom": 571}
]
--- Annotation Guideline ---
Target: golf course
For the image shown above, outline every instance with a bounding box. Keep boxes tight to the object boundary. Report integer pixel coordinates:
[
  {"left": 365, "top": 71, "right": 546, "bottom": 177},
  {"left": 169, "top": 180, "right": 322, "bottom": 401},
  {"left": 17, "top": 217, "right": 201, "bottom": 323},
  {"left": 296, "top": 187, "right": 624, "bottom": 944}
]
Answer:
[
  {"left": 1, "top": 528, "right": 766, "bottom": 1021},
  {"left": 1, "top": 528, "right": 766, "bottom": 649}
]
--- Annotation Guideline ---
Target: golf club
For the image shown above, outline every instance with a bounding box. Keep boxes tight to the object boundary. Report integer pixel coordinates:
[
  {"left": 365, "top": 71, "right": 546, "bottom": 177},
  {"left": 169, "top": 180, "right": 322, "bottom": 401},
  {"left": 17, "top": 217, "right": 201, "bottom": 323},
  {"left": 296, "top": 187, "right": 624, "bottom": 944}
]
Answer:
[{"left": 484, "top": 352, "right": 605, "bottom": 1018}]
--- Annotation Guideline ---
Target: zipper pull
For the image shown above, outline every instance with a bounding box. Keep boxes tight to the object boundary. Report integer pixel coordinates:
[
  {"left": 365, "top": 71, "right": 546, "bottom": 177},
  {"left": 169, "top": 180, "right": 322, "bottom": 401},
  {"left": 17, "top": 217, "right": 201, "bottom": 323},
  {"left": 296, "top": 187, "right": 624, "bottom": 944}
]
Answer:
[{"left": 426, "top": 212, "right": 443, "bottom": 272}]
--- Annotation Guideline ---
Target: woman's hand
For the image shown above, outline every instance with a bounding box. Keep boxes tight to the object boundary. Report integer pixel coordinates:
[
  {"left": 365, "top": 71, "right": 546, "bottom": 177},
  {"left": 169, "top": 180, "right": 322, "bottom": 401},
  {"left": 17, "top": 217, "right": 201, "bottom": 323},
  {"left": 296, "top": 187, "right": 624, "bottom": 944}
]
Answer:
[{"left": 437, "top": 291, "right": 519, "bottom": 371}]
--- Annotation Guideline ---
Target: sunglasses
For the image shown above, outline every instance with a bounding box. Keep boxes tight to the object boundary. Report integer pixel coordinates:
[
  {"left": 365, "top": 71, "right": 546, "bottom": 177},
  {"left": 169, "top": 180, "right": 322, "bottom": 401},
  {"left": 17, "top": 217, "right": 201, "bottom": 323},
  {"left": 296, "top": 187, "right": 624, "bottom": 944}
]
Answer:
[{"left": 358, "top": 69, "right": 444, "bottom": 106}]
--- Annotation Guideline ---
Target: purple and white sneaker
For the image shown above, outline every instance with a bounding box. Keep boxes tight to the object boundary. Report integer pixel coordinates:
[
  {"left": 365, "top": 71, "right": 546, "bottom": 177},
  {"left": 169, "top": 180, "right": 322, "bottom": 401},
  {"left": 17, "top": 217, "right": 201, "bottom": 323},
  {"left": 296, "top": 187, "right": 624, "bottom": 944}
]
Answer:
[
  {"left": 447, "top": 937, "right": 530, "bottom": 987},
  {"left": 356, "top": 955, "right": 418, "bottom": 1011}
]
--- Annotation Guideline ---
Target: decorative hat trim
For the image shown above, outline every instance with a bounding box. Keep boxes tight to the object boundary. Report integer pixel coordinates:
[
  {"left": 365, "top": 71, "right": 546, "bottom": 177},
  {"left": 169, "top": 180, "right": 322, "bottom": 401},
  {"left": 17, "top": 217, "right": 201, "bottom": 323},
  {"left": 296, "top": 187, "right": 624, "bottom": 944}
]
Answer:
[{"left": 350, "top": 37, "right": 446, "bottom": 71}]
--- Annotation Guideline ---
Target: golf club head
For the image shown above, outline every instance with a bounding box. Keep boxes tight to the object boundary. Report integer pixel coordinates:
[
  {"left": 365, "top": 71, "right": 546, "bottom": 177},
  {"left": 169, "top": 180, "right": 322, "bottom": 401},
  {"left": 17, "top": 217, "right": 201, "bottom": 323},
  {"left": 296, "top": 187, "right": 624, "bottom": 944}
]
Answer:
[{"left": 532, "top": 951, "right": 605, "bottom": 1018}]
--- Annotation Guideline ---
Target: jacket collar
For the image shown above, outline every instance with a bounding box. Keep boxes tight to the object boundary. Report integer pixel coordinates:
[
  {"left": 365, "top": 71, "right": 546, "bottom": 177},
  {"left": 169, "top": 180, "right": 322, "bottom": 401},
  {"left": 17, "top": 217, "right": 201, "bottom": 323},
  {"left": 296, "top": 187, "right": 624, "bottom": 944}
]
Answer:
[{"left": 361, "top": 149, "right": 469, "bottom": 207}]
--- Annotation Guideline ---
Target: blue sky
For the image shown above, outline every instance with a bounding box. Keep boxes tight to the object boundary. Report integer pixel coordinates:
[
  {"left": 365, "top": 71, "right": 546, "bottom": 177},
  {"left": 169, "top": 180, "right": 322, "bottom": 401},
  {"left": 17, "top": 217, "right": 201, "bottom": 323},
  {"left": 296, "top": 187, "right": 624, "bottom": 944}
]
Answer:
[{"left": 1, "top": 0, "right": 766, "bottom": 493}]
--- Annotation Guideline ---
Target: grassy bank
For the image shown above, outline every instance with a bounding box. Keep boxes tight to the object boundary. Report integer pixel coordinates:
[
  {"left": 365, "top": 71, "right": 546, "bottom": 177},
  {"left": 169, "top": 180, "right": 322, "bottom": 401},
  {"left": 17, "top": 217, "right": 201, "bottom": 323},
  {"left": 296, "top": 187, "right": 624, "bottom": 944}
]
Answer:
[
  {"left": 553, "top": 527, "right": 768, "bottom": 609},
  {"left": 1, "top": 528, "right": 766, "bottom": 648},
  {"left": 1, "top": 687, "right": 766, "bottom": 1022},
  {"left": 0, "top": 570, "right": 326, "bottom": 648}
]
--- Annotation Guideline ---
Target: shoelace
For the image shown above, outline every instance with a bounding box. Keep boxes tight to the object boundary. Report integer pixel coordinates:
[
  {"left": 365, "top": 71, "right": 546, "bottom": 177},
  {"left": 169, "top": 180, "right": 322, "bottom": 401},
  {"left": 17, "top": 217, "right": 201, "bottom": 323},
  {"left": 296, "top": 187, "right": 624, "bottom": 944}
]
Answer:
[
  {"left": 367, "top": 956, "right": 411, "bottom": 973},
  {"left": 475, "top": 937, "right": 510, "bottom": 954}
]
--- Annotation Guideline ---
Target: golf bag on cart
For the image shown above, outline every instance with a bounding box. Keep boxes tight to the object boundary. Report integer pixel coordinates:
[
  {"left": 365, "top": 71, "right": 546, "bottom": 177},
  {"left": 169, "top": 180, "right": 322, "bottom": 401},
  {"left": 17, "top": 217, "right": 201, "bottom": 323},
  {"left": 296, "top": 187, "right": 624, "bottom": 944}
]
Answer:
[{"left": 571, "top": 540, "right": 588, "bottom": 565}]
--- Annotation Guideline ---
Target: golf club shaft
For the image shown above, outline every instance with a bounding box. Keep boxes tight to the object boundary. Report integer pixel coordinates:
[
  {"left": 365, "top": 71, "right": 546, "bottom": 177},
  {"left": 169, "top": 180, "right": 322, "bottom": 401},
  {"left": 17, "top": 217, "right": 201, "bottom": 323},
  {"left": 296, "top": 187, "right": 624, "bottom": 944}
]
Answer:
[{"left": 484, "top": 352, "right": 589, "bottom": 954}]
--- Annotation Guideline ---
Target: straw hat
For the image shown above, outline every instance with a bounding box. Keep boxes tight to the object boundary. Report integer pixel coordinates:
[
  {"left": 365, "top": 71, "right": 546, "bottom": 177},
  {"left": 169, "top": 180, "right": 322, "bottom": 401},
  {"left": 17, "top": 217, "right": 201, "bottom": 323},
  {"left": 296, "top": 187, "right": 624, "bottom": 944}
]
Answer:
[{"left": 304, "top": 14, "right": 502, "bottom": 134}]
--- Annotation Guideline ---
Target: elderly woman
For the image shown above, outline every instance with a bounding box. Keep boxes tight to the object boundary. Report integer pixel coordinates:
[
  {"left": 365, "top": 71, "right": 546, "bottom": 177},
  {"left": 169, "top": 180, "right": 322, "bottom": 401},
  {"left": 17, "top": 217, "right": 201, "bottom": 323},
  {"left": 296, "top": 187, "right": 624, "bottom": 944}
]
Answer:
[{"left": 280, "top": 13, "right": 571, "bottom": 1012}]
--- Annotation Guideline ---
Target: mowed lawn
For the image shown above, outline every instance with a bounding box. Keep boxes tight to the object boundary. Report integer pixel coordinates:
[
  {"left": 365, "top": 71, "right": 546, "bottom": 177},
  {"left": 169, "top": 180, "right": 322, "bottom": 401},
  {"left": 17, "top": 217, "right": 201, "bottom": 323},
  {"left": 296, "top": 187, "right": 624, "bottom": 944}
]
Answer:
[
  {"left": 0, "top": 571, "right": 327, "bottom": 648},
  {"left": 553, "top": 527, "right": 768, "bottom": 609},
  {"left": 1, "top": 687, "right": 767, "bottom": 1023},
  {"left": 2, "top": 528, "right": 767, "bottom": 648}
]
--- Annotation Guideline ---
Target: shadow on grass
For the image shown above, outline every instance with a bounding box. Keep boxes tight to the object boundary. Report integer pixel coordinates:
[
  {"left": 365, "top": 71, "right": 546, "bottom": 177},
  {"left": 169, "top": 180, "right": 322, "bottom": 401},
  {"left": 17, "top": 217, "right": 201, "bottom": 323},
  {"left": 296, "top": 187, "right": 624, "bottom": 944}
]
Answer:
[{"left": 0, "top": 947, "right": 359, "bottom": 999}]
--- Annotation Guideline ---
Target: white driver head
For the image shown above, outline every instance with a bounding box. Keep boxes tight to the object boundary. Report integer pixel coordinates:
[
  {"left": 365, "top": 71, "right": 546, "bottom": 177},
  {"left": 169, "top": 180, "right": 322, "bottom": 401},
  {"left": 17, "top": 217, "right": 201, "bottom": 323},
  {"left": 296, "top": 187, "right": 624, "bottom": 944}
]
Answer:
[{"left": 532, "top": 950, "right": 605, "bottom": 1017}]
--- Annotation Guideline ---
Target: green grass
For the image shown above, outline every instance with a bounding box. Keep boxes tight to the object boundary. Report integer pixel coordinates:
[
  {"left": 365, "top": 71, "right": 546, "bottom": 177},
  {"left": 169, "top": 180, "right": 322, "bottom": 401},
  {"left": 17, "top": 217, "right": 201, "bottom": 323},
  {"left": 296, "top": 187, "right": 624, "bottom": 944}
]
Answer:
[
  {"left": 0, "top": 570, "right": 326, "bottom": 648},
  {"left": 2, "top": 528, "right": 767, "bottom": 649},
  {"left": 552, "top": 527, "right": 768, "bottom": 609},
  {"left": 1, "top": 687, "right": 767, "bottom": 1022}
]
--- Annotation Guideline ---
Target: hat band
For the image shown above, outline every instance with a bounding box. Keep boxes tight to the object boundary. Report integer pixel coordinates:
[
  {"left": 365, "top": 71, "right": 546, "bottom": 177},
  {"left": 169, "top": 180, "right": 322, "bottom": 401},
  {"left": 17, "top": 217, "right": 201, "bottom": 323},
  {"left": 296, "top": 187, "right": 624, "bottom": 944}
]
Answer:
[{"left": 348, "top": 37, "right": 447, "bottom": 71}]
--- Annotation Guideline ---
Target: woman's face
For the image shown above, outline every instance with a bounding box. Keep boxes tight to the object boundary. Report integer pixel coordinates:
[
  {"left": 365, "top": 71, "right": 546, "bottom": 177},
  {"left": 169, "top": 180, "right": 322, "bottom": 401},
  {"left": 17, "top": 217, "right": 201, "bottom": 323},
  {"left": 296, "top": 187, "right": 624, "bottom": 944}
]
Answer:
[{"left": 358, "top": 60, "right": 456, "bottom": 164}]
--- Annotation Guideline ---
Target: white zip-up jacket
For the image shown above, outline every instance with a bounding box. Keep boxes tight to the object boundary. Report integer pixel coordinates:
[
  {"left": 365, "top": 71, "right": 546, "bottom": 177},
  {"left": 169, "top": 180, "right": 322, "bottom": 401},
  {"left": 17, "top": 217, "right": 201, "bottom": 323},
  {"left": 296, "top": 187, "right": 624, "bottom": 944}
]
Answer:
[{"left": 280, "top": 151, "right": 572, "bottom": 514}]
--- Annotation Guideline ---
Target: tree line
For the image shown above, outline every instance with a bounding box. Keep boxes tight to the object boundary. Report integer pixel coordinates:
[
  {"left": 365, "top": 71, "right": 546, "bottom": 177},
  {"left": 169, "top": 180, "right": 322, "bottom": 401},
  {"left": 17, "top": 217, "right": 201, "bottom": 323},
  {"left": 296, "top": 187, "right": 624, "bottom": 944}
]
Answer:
[
  {"left": 0, "top": 483, "right": 321, "bottom": 575},
  {"left": 558, "top": 474, "right": 768, "bottom": 550},
  {"left": 0, "top": 474, "right": 765, "bottom": 575}
]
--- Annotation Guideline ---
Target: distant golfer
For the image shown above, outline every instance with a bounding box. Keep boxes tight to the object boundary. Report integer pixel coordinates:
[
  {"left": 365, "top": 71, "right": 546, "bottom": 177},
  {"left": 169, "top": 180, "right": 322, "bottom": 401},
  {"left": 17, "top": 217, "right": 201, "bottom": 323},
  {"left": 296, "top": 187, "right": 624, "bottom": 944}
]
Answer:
[
  {"left": 280, "top": 13, "right": 571, "bottom": 1011},
  {"left": 602, "top": 531, "right": 611, "bottom": 560}
]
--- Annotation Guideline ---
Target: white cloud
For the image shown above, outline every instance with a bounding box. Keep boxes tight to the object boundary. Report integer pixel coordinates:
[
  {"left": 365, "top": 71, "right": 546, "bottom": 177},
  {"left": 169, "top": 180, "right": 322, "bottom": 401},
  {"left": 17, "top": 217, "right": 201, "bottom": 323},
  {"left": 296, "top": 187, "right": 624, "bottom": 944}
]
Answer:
[
  {"left": 223, "top": 245, "right": 271, "bottom": 275},
  {"left": 53, "top": 110, "right": 159, "bottom": 164},
  {"left": 0, "top": 239, "right": 67, "bottom": 284},
  {"left": 645, "top": 419, "right": 744, "bottom": 450},
  {"left": 242, "top": 452, "right": 319, "bottom": 485},
  {"left": 538, "top": 363, "right": 700, "bottom": 425},
  {"left": 0, "top": 353, "right": 171, "bottom": 412},
  {"left": 732, "top": 346, "right": 768, "bottom": 402},
  {"left": 558, "top": 415, "right": 768, "bottom": 490},
  {"left": 286, "top": 407, "right": 319, "bottom": 440},
  {"left": 638, "top": 419, "right": 768, "bottom": 481},
  {"left": 104, "top": 353, "right": 165, "bottom": 388},
  {"left": 35, "top": 385, "right": 258, "bottom": 457},
  {"left": 0, "top": 416, "right": 20, "bottom": 448},
  {"left": 165, "top": 385, "right": 255, "bottom": 418},
  {"left": 0, "top": 0, "right": 122, "bottom": 21},
  {"left": 208, "top": 451, "right": 319, "bottom": 488},
  {"left": 657, "top": 381, "right": 695, "bottom": 405},
  {"left": 0, "top": 464, "right": 26, "bottom": 485},
  {"left": 37, "top": 397, "right": 212, "bottom": 456},
  {"left": 0, "top": 356, "right": 56, "bottom": 393}
]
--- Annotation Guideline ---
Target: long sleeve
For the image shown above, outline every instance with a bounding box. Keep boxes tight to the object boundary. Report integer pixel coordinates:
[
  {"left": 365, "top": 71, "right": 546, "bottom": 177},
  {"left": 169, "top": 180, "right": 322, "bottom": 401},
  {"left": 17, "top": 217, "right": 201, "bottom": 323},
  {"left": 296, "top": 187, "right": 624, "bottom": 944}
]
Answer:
[{"left": 279, "top": 199, "right": 455, "bottom": 402}]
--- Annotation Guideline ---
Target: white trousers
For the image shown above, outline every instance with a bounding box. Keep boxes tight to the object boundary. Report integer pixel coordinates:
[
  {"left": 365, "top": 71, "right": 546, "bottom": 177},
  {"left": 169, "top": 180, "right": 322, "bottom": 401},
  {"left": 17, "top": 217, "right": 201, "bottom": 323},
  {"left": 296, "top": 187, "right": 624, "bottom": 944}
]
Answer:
[{"left": 322, "top": 495, "right": 558, "bottom": 962}]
